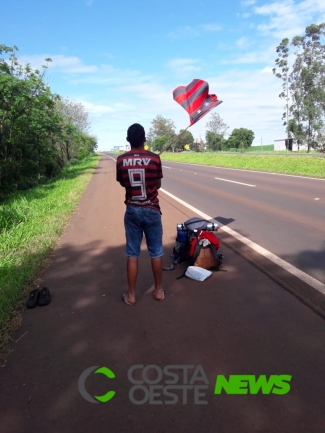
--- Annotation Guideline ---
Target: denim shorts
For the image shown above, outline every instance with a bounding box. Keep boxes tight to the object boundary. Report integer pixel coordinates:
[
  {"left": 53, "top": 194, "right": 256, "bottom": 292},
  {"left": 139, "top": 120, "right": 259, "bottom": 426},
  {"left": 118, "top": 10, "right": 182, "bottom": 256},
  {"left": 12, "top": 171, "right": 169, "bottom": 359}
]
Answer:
[{"left": 124, "top": 206, "right": 163, "bottom": 258}]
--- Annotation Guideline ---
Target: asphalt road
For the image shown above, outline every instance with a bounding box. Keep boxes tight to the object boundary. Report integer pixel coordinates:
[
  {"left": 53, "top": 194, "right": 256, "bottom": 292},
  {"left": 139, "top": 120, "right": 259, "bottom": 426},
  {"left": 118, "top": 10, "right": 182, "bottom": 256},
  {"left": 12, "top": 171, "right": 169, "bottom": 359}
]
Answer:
[
  {"left": 106, "top": 152, "right": 325, "bottom": 286},
  {"left": 156, "top": 159, "right": 325, "bottom": 285}
]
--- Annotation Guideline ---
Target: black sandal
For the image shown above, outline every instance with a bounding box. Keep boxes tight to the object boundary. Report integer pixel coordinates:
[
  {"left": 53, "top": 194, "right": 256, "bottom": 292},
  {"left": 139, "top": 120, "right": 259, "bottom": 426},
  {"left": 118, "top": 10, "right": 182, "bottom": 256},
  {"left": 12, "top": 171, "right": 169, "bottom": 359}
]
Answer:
[
  {"left": 38, "top": 287, "right": 51, "bottom": 306},
  {"left": 26, "top": 289, "right": 39, "bottom": 309}
]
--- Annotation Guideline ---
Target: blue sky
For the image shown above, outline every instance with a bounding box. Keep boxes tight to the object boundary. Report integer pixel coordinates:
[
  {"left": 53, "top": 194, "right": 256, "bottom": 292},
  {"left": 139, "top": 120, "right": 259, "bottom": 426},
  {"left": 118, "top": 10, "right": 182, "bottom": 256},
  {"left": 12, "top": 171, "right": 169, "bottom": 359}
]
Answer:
[{"left": 1, "top": 0, "right": 325, "bottom": 150}]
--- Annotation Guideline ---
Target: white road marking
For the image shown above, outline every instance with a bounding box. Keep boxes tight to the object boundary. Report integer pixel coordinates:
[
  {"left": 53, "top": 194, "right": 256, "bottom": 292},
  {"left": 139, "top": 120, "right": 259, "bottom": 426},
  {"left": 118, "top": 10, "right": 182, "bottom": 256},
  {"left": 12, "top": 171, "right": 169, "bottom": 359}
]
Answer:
[
  {"left": 160, "top": 188, "right": 325, "bottom": 295},
  {"left": 315, "top": 198, "right": 320, "bottom": 200},
  {"left": 105, "top": 154, "right": 117, "bottom": 161},
  {"left": 215, "top": 177, "right": 256, "bottom": 187},
  {"left": 162, "top": 166, "right": 171, "bottom": 169}
]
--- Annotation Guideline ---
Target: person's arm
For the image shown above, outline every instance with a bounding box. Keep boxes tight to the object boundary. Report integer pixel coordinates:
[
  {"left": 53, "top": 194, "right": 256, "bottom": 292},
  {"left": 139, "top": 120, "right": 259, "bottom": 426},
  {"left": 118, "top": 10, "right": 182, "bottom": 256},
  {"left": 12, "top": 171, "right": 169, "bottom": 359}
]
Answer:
[
  {"left": 156, "top": 156, "right": 162, "bottom": 190},
  {"left": 116, "top": 159, "right": 124, "bottom": 187}
]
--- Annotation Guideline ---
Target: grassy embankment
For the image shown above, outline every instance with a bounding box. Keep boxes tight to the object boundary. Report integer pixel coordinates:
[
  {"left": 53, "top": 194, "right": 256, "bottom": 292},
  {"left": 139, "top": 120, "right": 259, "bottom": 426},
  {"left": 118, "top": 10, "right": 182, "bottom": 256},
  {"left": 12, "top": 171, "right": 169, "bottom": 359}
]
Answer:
[
  {"left": 242, "top": 144, "right": 274, "bottom": 152},
  {"left": 160, "top": 152, "right": 325, "bottom": 178},
  {"left": 0, "top": 154, "right": 100, "bottom": 356}
]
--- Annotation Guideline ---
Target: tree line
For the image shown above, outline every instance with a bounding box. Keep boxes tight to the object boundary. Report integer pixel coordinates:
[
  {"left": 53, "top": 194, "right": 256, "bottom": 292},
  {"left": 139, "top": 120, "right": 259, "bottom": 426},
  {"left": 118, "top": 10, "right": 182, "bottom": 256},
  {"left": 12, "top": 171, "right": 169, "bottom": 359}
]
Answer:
[
  {"left": 146, "top": 113, "right": 254, "bottom": 153},
  {"left": 0, "top": 44, "right": 97, "bottom": 199},
  {"left": 273, "top": 23, "right": 325, "bottom": 152}
]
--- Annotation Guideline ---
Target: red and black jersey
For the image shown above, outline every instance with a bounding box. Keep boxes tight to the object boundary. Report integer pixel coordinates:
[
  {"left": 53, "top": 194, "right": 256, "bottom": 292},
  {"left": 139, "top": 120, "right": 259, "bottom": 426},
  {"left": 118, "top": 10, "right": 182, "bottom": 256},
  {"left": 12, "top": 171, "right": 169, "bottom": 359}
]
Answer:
[{"left": 116, "top": 149, "right": 163, "bottom": 212}]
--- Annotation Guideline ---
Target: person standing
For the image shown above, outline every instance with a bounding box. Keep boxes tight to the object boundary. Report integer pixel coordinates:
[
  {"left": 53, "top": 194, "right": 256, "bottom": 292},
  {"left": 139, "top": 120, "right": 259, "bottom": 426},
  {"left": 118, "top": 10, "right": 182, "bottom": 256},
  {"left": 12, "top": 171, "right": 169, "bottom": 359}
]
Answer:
[{"left": 116, "top": 123, "right": 164, "bottom": 305}]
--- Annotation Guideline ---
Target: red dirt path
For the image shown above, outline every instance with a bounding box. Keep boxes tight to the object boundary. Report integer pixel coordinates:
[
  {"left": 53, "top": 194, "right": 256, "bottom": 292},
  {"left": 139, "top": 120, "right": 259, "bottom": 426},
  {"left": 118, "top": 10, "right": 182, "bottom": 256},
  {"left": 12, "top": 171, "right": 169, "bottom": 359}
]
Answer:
[{"left": 1, "top": 154, "right": 325, "bottom": 433}]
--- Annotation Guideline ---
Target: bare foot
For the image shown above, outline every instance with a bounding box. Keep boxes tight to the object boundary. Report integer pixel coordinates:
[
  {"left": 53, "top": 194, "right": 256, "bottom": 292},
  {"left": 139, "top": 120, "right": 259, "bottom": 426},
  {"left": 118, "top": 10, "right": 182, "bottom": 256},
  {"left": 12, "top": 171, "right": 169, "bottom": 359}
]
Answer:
[
  {"left": 123, "top": 293, "right": 136, "bottom": 305},
  {"left": 153, "top": 289, "right": 165, "bottom": 301}
]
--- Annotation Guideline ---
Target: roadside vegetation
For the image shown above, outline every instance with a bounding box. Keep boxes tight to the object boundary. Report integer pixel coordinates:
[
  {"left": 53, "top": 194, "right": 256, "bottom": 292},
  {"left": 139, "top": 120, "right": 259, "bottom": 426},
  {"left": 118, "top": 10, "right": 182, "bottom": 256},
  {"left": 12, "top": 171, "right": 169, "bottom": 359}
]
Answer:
[
  {"left": 240, "top": 145, "right": 274, "bottom": 152},
  {"left": 160, "top": 152, "right": 325, "bottom": 178},
  {"left": 0, "top": 154, "right": 99, "bottom": 358},
  {"left": 273, "top": 23, "right": 325, "bottom": 152},
  {"left": 0, "top": 43, "right": 100, "bottom": 357},
  {"left": 0, "top": 44, "right": 97, "bottom": 200},
  {"left": 145, "top": 113, "right": 256, "bottom": 153}
]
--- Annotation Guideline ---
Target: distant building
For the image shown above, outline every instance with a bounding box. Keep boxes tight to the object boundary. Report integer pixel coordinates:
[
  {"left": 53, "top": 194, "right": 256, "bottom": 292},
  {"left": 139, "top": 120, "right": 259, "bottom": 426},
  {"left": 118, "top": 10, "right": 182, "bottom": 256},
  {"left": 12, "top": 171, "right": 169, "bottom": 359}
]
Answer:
[
  {"left": 274, "top": 139, "right": 286, "bottom": 151},
  {"left": 113, "top": 145, "right": 126, "bottom": 152},
  {"left": 195, "top": 131, "right": 205, "bottom": 150},
  {"left": 274, "top": 139, "right": 307, "bottom": 151}
]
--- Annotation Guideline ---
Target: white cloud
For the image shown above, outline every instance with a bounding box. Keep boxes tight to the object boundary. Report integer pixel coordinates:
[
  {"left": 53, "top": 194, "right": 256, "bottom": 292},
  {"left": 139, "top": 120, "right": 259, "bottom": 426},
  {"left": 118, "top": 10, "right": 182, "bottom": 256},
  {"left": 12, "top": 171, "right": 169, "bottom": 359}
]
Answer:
[
  {"left": 261, "top": 66, "right": 274, "bottom": 74},
  {"left": 81, "top": 67, "right": 286, "bottom": 150},
  {"left": 119, "top": 82, "right": 175, "bottom": 111},
  {"left": 221, "top": 45, "right": 275, "bottom": 64},
  {"left": 236, "top": 12, "right": 252, "bottom": 18},
  {"left": 252, "top": 0, "right": 325, "bottom": 38},
  {"left": 199, "top": 69, "right": 285, "bottom": 144},
  {"left": 77, "top": 100, "right": 114, "bottom": 116},
  {"left": 168, "top": 26, "right": 200, "bottom": 39},
  {"left": 168, "top": 23, "right": 222, "bottom": 38},
  {"left": 242, "top": 0, "right": 256, "bottom": 5},
  {"left": 61, "top": 65, "right": 286, "bottom": 149},
  {"left": 18, "top": 54, "right": 98, "bottom": 73},
  {"left": 103, "top": 52, "right": 115, "bottom": 59},
  {"left": 166, "top": 58, "right": 202, "bottom": 75},
  {"left": 68, "top": 65, "right": 145, "bottom": 86},
  {"left": 198, "top": 24, "right": 223, "bottom": 32},
  {"left": 236, "top": 37, "right": 252, "bottom": 48}
]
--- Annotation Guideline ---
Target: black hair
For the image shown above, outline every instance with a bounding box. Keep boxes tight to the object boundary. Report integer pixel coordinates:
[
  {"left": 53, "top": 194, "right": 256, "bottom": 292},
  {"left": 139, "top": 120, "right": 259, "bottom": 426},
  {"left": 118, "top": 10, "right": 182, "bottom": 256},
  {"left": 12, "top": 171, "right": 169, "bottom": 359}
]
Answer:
[{"left": 127, "top": 123, "right": 145, "bottom": 148}]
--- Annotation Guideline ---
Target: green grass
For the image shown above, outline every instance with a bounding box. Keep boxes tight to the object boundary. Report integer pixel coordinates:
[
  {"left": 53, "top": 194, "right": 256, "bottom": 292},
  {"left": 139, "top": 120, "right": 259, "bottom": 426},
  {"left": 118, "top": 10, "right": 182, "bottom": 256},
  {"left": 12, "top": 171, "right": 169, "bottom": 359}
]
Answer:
[
  {"left": 0, "top": 154, "right": 100, "bottom": 355},
  {"left": 160, "top": 152, "right": 325, "bottom": 177},
  {"left": 244, "top": 144, "right": 274, "bottom": 152}
]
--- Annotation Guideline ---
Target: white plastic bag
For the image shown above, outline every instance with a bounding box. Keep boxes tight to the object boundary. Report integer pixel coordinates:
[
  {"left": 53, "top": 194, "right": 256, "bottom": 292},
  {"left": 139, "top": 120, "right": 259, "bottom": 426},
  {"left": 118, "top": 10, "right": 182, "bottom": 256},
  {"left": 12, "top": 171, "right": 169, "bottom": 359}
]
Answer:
[{"left": 185, "top": 266, "right": 212, "bottom": 281}]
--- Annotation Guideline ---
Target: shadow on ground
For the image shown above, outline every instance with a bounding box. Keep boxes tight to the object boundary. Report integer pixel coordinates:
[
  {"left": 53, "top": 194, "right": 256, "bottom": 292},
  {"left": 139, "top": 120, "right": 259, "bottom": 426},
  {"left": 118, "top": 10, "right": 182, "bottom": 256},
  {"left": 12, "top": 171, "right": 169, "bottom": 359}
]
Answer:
[{"left": 1, "top": 235, "right": 325, "bottom": 433}]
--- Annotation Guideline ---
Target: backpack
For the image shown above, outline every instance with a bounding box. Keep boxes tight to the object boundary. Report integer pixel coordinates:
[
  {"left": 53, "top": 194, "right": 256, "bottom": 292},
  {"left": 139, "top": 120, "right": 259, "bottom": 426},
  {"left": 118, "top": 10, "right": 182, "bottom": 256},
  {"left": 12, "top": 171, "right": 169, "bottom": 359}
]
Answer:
[
  {"left": 172, "top": 218, "right": 214, "bottom": 264},
  {"left": 172, "top": 218, "right": 223, "bottom": 276},
  {"left": 189, "top": 230, "right": 223, "bottom": 271},
  {"left": 173, "top": 227, "right": 190, "bottom": 264},
  {"left": 183, "top": 217, "right": 218, "bottom": 233}
]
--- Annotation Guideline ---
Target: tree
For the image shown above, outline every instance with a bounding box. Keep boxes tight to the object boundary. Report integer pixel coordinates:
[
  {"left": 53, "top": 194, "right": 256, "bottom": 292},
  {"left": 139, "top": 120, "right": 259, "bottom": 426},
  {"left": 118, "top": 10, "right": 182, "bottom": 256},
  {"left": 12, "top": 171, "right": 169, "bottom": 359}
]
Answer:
[
  {"left": 317, "top": 125, "right": 325, "bottom": 151},
  {"left": 0, "top": 45, "right": 57, "bottom": 193},
  {"left": 290, "top": 23, "right": 325, "bottom": 151},
  {"left": 205, "top": 112, "right": 229, "bottom": 137},
  {"left": 226, "top": 128, "right": 255, "bottom": 149},
  {"left": 147, "top": 115, "right": 176, "bottom": 141},
  {"left": 205, "top": 131, "right": 223, "bottom": 151},
  {"left": 205, "top": 112, "right": 229, "bottom": 151},
  {"left": 152, "top": 135, "right": 168, "bottom": 152},
  {"left": 288, "top": 52, "right": 304, "bottom": 149},
  {"left": 0, "top": 44, "right": 97, "bottom": 197},
  {"left": 55, "top": 97, "right": 91, "bottom": 133},
  {"left": 220, "top": 138, "right": 231, "bottom": 150},
  {"left": 273, "top": 38, "right": 290, "bottom": 135},
  {"left": 174, "top": 129, "right": 194, "bottom": 151},
  {"left": 287, "top": 118, "right": 304, "bottom": 150},
  {"left": 274, "top": 23, "right": 325, "bottom": 152}
]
